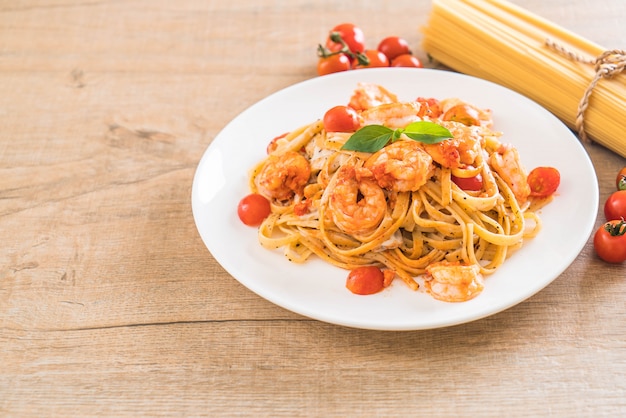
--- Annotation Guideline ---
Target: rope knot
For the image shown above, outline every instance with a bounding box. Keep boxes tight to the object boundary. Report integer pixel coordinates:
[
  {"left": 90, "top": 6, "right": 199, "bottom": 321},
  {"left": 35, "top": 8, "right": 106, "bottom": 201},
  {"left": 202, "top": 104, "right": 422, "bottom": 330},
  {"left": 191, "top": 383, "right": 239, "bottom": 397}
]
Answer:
[
  {"left": 594, "top": 49, "right": 626, "bottom": 77},
  {"left": 545, "top": 39, "right": 626, "bottom": 142}
]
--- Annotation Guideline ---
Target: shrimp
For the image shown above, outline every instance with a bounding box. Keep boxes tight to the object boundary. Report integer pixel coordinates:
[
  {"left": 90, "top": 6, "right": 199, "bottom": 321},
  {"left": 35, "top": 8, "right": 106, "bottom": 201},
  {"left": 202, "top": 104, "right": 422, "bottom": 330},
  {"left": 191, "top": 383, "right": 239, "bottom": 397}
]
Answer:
[
  {"left": 348, "top": 82, "right": 398, "bottom": 111},
  {"left": 364, "top": 140, "right": 435, "bottom": 192},
  {"left": 327, "top": 164, "right": 386, "bottom": 235},
  {"left": 424, "top": 261, "right": 484, "bottom": 302},
  {"left": 420, "top": 122, "right": 484, "bottom": 169},
  {"left": 488, "top": 144, "right": 531, "bottom": 204},
  {"left": 255, "top": 151, "right": 311, "bottom": 200},
  {"left": 440, "top": 98, "right": 493, "bottom": 127},
  {"left": 360, "top": 102, "right": 423, "bottom": 129}
]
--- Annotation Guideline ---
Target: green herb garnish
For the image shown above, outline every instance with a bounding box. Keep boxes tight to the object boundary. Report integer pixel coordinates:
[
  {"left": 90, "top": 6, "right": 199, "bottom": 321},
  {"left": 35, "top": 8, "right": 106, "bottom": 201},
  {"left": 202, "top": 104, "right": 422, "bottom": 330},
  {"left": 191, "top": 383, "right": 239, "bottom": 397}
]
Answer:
[{"left": 341, "top": 121, "right": 453, "bottom": 152}]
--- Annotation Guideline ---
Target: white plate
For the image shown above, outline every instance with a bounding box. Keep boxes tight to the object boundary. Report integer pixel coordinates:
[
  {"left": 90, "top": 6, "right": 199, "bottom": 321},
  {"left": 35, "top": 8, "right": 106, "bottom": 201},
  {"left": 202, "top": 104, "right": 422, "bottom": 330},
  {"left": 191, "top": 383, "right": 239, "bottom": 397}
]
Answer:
[{"left": 192, "top": 68, "right": 598, "bottom": 331}]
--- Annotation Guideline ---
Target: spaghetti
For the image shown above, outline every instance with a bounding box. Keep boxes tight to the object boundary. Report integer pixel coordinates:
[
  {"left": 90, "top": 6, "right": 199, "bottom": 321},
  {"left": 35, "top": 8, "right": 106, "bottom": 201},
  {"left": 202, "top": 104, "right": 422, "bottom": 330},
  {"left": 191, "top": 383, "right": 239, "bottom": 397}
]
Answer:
[
  {"left": 246, "top": 83, "right": 553, "bottom": 302},
  {"left": 421, "top": 0, "right": 626, "bottom": 158}
]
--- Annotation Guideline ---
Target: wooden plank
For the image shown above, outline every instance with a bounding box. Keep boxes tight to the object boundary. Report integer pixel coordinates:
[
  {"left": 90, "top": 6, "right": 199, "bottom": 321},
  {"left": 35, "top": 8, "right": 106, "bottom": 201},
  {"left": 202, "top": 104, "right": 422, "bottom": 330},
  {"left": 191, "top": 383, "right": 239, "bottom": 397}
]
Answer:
[{"left": 2, "top": 0, "right": 626, "bottom": 416}]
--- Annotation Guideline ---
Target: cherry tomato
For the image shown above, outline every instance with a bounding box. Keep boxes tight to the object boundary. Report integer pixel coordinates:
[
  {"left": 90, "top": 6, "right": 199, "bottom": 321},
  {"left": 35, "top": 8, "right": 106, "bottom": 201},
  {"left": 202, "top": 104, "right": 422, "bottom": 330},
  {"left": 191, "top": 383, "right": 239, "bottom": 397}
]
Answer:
[
  {"left": 390, "top": 53, "right": 423, "bottom": 68},
  {"left": 593, "top": 220, "right": 626, "bottom": 263},
  {"left": 346, "top": 266, "right": 385, "bottom": 295},
  {"left": 604, "top": 190, "right": 626, "bottom": 221},
  {"left": 377, "top": 36, "right": 412, "bottom": 61},
  {"left": 442, "top": 104, "right": 481, "bottom": 126},
  {"left": 353, "top": 49, "right": 390, "bottom": 69},
  {"left": 452, "top": 174, "right": 483, "bottom": 191},
  {"left": 237, "top": 193, "right": 271, "bottom": 226},
  {"left": 323, "top": 105, "right": 360, "bottom": 132},
  {"left": 325, "top": 23, "right": 366, "bottom": 54},
  {"left": 317, "top": 53, "right": 351, "bottom": 76},
  {"left": 616, "top": 167, "right": 626, "bottom": 191},
  {"left": 527, "top": 166, "right": 560, "bottom": 198}
]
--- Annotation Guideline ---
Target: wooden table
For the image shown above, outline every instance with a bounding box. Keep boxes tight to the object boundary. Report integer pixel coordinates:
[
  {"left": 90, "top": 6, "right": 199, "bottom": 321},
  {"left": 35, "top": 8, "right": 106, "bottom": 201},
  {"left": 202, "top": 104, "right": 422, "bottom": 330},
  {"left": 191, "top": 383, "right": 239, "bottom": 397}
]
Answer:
[{"left": 2, "top": 0, "right": 625, "bottom": 416}]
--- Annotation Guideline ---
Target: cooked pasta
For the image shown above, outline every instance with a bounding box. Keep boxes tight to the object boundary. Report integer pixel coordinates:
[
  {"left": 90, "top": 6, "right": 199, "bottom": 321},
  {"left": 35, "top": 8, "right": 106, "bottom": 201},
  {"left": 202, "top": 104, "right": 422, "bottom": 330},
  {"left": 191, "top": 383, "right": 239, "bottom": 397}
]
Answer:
[
  {"left": 246, "top": 83, "right": 553, "bottom": 302},
  {"left": 422, "top": 0, "right": 626, "bottom": 158}
]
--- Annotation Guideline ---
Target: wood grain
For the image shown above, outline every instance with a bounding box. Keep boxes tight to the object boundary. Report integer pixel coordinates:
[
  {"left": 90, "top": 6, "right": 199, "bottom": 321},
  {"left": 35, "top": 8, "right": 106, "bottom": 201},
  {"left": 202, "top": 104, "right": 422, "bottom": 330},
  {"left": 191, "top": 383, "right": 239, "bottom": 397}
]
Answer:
[{"left": 1, "top": 0, "right": 626, "bottom": 416}]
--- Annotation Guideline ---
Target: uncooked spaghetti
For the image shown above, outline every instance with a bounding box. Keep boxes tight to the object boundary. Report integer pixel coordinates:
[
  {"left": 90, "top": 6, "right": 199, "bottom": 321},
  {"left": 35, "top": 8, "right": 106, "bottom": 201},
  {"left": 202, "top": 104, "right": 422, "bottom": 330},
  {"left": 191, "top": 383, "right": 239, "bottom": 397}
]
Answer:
[{"left": 422, "top": 0, "right": 626, "bottom": 157}]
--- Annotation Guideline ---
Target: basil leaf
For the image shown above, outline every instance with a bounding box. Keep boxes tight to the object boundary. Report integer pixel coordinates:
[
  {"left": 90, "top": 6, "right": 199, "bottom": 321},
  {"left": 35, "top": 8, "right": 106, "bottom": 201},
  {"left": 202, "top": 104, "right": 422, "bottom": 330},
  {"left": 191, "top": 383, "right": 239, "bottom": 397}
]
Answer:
[
  {"left": 403, "top": 121, "right": 453, "bottom": 144},
  {"left": 340, "top": 121, "right": 453, "bottom": 152},
  {"left": 341, "top": 125, "right": 393, "bottom": 152}
]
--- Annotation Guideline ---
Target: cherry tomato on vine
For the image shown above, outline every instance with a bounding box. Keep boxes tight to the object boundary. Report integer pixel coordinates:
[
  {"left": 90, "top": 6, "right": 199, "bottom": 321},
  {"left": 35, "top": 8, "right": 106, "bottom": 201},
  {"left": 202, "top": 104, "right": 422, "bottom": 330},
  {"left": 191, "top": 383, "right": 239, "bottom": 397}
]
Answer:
[
  {"left": 390, "top": 53, "right": 423, "bottom": 68},
  {"left": 616, "top": 167, "right": 626, "bottom": 191},
  {"left": 317, "top": 53, "right": 351, "bottom": 76},
  {"left": 323, "top": 105, "right": 360, "bottom": 132},
  {"left": 452, "top": 174, "right": 483, "bottom": 191},
  {"left": 604, "top": 190, "right": 626, "bottom": 221},
  {"left": 527, "top": 166, "right": 560, "bottom": 198},
  {"left": 346, "top": 266, "right": 385, "bottom": 295},
  {"left": 593, "top": 220, "right": 626, "bottom": 263},
  {"left": 353, "top": 49, "right": 390, "bottom": 69},
  {"left": 325, "top": 23, "right": 366, "bottom": 54},
  {"left": 377, "top": 36, "right": 412, "bottom": 61},
  {"left": 237, "top": 193, "right": 271, "bottom": 226}
]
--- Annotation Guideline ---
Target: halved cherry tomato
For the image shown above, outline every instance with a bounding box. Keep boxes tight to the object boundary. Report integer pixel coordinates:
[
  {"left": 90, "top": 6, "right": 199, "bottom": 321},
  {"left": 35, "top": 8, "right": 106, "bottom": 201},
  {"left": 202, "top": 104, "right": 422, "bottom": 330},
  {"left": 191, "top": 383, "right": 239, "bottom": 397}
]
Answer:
[
  {"left": 604, "top": 190, "right": 626, "bottom": 221},
  {"left": 452, "top": 174, "right": 483, "bottom": 191},
  {"left": 353, "top": 49, "right": 390, "bottom": 69},
  {"left": 377, "top": 36, "right": 412, "bottom": 61},
  {"left": 317, "top": 53, "right": 351, "bottom": 76},
  {"left": 390, "top": 53, "right": 423, "bottom": 68},
  {"left": 593, "top": 220, "right": 626, "bottom": 263},
  {"left": 346, "top": 266, "right": 385, "bottom": 295},
  {"left": 323, "top": 105, "right": 360, "bottom": 132},
  {"left": 616, "top": 167, "right": 626, "bottom": 191},
  {"left": 237, "top": 193, "right": 271, "bottom": 226},
  {"left": 527, "top": 167, "right": 560, "bottom": 198},
  {"left": 325, "top": 23, "right": 366, "bottom": 55}
]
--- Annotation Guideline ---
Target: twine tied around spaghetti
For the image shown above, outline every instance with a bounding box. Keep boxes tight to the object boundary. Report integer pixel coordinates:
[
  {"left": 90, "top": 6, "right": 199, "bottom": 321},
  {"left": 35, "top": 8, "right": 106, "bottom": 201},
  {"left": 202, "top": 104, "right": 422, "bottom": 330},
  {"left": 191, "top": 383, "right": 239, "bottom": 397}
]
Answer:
[{"left": 545, "top": 39, "right": 626, "bottom": 142}]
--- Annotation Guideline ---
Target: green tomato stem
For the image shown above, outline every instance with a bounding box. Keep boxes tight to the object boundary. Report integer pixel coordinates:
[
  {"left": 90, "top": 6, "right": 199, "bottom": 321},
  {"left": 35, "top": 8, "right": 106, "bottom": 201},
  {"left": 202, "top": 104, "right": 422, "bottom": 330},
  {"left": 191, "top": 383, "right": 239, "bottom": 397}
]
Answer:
[
  {"left": 605, "top": 219, "right": 626, "bottom": 236},
  {"left": 318, "top": 32, "right": 370, "bottom": 66}
]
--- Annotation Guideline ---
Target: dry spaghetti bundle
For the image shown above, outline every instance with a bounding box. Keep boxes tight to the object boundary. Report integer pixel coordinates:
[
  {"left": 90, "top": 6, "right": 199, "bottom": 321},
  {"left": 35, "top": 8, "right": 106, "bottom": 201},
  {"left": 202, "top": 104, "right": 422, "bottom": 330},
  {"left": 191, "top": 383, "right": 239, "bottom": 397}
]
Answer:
[{"left": 422, "top": 0, "right": 626, "bottom": 157}]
